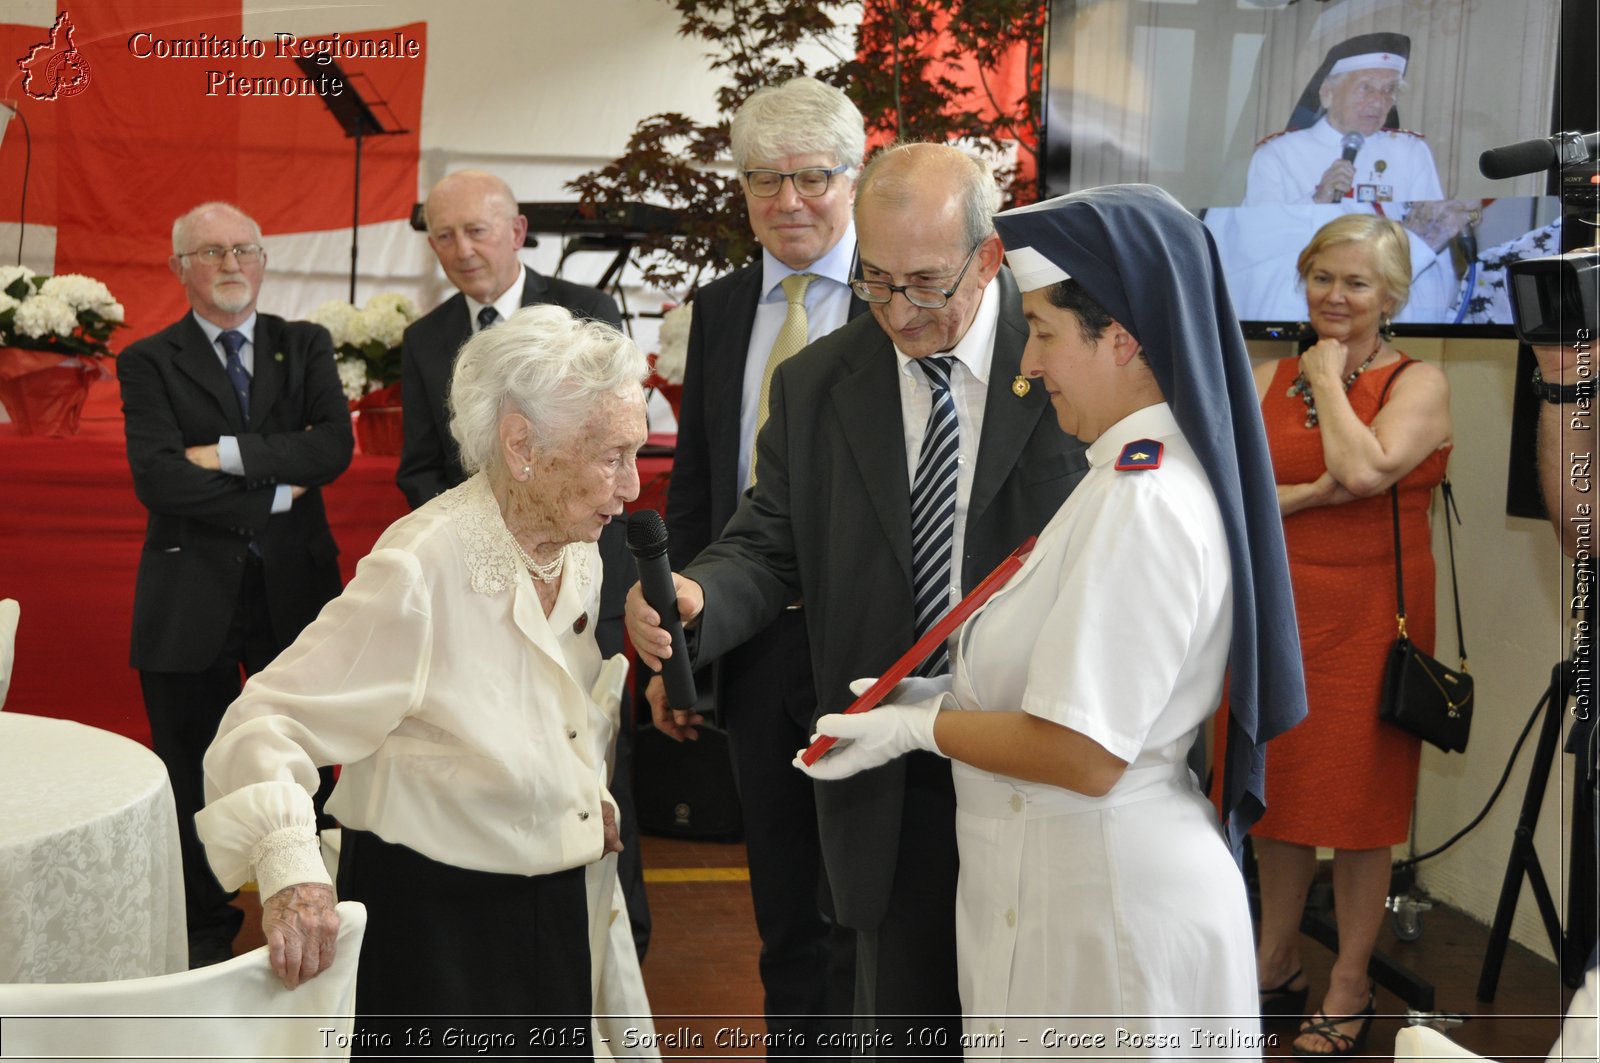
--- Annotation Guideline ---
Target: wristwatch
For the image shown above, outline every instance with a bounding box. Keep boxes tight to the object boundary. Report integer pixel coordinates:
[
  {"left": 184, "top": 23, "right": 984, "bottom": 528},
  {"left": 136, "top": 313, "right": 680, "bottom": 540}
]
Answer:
[{"left": 1531, "top": 366, "right": 1594, "bottom": 404}]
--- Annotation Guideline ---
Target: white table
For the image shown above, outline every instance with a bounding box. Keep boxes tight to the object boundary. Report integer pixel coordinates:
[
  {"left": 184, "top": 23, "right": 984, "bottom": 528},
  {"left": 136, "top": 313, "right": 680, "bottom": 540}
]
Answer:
[{"left": 0, "top": 713, "right": 186, "bottom": 982}]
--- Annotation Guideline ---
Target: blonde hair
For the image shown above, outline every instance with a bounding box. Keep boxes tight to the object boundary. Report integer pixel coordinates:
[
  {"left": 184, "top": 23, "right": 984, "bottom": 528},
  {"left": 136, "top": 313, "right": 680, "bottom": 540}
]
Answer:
[{"left": 1296, "top": 213, "right": 1411, "bottom": 316}]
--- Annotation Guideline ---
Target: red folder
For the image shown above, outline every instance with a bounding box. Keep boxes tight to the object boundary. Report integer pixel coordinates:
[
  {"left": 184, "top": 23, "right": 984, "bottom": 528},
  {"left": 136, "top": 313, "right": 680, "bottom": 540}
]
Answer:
[{"left": 800, "top": 536, "right": 1037, "bottom": 766}]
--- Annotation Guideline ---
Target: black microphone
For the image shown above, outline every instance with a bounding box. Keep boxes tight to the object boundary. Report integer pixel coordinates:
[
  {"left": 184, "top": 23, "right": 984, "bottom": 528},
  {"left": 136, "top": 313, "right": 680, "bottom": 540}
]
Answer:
[
  {"left": 1340, "top": 131, "right": 1364, "bottom": 164},
  {"left": 626, "top": 509, "right": 697, "bottom": 711},
  {"left": 1479, "top": 131, "right": 1600, "bottom": 180}
]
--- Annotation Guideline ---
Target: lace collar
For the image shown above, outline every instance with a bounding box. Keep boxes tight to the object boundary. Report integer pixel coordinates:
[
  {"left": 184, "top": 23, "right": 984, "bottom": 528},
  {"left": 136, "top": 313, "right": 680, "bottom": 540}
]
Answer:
[{"left": 438, "top": 474, "right": 592, "bottom": 599}]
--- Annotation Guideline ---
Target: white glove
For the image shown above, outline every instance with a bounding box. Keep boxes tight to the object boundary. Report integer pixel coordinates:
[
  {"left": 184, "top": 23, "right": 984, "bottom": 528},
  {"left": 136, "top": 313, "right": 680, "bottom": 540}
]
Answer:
[
  {"left": 796, "top": 680, "right": 952, "bottom": 780},
  {"left": 847, "top": 674, "right": 951, "bottom": 704}
]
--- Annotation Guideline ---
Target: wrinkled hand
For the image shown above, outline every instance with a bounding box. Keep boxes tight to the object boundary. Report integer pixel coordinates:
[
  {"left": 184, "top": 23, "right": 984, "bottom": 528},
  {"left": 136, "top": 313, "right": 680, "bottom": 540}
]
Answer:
[
  {"left": 623, "top": 577, "right": 703, "bottom": 672},
  {"left": 601, "top": 800, "right": 623, "bottom": 854},
  {"left": 1402, "top": 200, "right": 1478, "bottom": 253},
  {"left": 796, "top": 703, "right": 947, "bottom": 781},
  {"left": 184, "top": 444, "right": 222, "bottom": 470},
  {"left": 1314, "top": 159, "right": 1356, "bottom": 203},
  {"left": 645, "top": 673, "right": 703, "bottom": 742},
  {"left": 261, "top": 882, "right": 339, "bottom": 990},
  {"left": 1298, "top": 338, "right": 1351, "bottom": 391}
]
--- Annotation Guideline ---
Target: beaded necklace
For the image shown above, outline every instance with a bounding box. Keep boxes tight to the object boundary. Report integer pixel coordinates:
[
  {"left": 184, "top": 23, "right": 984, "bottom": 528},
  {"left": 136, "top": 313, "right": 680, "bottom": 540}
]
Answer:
[
  {"left": 1286, "top": 338, "right": 1382, "bottom": 428},
  {"left": 510, "top": 538, "right": 565, "bottom": 583}
]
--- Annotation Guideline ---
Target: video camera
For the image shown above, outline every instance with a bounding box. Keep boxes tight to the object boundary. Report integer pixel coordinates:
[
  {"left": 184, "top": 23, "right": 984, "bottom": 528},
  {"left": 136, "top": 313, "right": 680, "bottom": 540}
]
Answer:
[{"left": 1509, "top": 249, "right": 1600, "bottom": 346}]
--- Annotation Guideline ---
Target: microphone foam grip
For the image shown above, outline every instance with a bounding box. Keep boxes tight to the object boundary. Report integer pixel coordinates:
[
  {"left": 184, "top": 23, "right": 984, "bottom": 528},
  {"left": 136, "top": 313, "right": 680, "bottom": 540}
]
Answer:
[
  {"left": 1479, "top": 138, "right": 1557, "bottom": 180},
  {"left": 1340, "top": 132, "right": 1364, "bottom": 163}
]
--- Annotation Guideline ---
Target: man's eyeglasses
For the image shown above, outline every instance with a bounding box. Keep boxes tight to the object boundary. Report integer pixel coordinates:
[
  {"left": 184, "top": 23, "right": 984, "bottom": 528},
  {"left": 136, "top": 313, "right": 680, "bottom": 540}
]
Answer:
[
  {"left": 743, "top": 163, "right": 849, "bottom": 199},
  {"left": 178, "top": 244, "right": 264, "bottom": 265},
  {"left": 849, "top": 243, "right": 982, "bottom": 310}
]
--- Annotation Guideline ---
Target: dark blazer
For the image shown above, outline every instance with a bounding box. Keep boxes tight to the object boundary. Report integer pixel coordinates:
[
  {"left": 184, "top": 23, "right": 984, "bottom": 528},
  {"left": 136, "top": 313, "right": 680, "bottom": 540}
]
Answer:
[
  {"left": 685, "top": 270, "right": 1089, "bottom": 928},
  {"left": 397, "top": 266, "right": 622, "bottom": 510},
  {"left": 667, "top": 262, "right": 868, "bottom": 567},
  {"left": 119, "top": 312, "right": 354, "bottom": 673}
]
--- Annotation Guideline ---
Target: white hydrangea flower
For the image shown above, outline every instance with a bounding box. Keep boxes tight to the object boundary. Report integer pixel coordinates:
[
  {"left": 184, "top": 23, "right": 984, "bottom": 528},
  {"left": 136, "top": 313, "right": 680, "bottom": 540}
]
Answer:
[
  {"left": 364, "top": 292, "right": 418, "bottom": 322},
  {"left": 104, "top": 302, "right": 125, "bottom": 323},
  {"left": 0, "top": 291, "right": 18, "bottom": 315},
  {"left": 39, "top": 273, "right": 116, "bottom": 312},
  {"left": 361, "top": 303, "right": 408, "bottom": 349},
  {"left": 336, "top": 358, "right": 369, "bottom": 402},
  {"left": 0, "top": 264, "right": 38, "bottom": 294},
  {"left": 14, "top": 294, "right": 78, "bottom": 339},
  {"left": 306, "top": 300, "right": 362, "bottom": 349},
  {"left": 653, "top": 303, "right": 692, "bottom": 384}
]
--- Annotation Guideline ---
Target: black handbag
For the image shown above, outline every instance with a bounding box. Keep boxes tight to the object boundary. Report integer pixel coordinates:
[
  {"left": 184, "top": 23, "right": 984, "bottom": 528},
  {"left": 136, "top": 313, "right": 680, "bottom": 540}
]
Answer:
[{"left": 1378, "top": 473, "right": 1473, "bottom": 753}]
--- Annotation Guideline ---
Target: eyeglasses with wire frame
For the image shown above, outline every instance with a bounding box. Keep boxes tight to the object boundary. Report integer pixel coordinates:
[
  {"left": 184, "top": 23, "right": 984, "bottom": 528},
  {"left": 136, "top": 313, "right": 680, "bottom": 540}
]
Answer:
[
  {"left": 849, "top": 242, "right": 982, "bottom": 310},
  {"left": 742, "top": 163, "right": 849, "bottom": 199},
  {"left": 178, "top": 244, "right": 264, "bottom": 265}
]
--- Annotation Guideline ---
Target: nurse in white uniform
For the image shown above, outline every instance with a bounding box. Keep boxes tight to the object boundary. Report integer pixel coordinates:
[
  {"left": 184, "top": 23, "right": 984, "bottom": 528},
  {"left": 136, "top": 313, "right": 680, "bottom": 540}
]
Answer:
[{"left": 799, "top": 185, "right": 1308, "bottom": 1057}]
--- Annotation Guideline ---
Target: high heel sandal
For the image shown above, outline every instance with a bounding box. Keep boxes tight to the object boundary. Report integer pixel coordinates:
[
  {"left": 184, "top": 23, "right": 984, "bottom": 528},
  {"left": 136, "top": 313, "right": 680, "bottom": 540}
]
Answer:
[
  {"left": 1291, "top": 991, "right": 1376, "bottom": 1056},
  {"left": 1259, "top": 968, "right": 1309, "bottom": 1018}
]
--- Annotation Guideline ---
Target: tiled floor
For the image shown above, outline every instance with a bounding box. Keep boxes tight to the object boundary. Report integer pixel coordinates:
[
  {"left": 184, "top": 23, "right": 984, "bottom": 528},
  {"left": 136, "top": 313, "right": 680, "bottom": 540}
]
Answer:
[{"left": 233, "top": 833, "right": 1577, "bottom": 1059}]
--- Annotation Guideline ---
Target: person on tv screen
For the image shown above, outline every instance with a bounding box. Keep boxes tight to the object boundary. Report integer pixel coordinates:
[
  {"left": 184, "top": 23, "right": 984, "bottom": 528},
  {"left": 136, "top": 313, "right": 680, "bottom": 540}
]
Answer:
[{"left": 1244, "top": 32, "right": 1443, "bottom": 207}]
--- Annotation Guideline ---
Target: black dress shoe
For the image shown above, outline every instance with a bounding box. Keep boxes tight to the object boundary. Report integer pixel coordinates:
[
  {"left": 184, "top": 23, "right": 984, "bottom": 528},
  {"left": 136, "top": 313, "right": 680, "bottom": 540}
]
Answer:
[{"left": 188, "top": 937, "right": 235, "bottom": 969}]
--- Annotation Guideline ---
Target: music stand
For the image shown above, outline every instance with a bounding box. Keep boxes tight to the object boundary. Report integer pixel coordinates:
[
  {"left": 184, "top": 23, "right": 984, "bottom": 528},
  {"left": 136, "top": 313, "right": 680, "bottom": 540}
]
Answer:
[{"left": 295, "top": 58, "right": 409, "bottom": 301}]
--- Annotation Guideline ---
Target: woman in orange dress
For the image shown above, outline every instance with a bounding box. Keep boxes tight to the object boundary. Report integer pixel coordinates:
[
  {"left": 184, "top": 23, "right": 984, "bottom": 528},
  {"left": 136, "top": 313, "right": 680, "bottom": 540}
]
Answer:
[{"left": 1251, "top": 214, "right": 1453, "bottom": 1056}]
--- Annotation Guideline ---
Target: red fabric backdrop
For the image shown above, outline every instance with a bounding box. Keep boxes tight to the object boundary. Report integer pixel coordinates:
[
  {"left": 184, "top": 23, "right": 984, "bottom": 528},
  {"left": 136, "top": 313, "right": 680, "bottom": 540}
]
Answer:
[
  {"left": 0, "top": 1, "right": 424, "bottom": 344},
  {"left": 0, "top": 387, "right": 673, "bottom": 745}
]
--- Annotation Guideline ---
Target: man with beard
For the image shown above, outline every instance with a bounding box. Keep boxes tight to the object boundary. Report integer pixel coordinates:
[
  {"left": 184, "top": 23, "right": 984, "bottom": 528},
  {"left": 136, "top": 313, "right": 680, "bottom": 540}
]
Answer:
[{"left": 118, "top": 201, "right": 352, "bottom": 968}]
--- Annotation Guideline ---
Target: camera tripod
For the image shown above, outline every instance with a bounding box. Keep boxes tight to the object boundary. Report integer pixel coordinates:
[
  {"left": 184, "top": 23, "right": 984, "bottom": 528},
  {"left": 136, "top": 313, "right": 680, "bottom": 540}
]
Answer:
[{"left": 1477, "top": 622, "right": 1599, "bottom": 999}]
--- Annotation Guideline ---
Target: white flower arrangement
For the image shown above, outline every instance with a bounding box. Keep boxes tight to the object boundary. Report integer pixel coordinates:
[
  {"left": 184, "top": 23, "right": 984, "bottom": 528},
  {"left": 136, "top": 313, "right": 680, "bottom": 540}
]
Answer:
[
  {"left": 307, "top": 293, "right": 420, "bottom": 402},
  {"left": 652, "top": 303, "right": 691, "bottom": 385},
  {"left": 0, "top": 267, "right": 125, "bottom": 357}
]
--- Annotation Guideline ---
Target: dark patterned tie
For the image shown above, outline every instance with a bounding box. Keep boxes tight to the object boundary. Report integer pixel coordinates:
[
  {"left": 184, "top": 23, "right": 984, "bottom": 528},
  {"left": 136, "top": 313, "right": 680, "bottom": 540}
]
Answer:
[
  {"left": 477, "top": 305, "right": 500, "bottom": 330},
  {"left": 218, "top": 329, "right": 251, "bottom": 419},
  {"left": 910, "top": 356, "right": 959, "bottom": 676}
]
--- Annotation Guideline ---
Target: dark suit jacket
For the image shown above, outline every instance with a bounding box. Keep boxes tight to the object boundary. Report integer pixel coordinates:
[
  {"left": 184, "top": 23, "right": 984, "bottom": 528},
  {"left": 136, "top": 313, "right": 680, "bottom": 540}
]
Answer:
[
  {"left": 396, "top": 266, "right": 622, "bottom": 510},
  {"left": 666, "top": 262, "right": 868, "bottom": 566},
  {"left": 119, "top": 312, "right": 354, "bottom": 673},
  {"left": 685, "top": 270, "right": 1089, "bottom": 928}
]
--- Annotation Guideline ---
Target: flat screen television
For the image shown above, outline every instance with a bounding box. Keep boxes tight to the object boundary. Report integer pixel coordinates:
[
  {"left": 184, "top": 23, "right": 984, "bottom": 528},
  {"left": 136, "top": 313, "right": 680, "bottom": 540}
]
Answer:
[{"left": 1040, "top": 0, "right": 1565, "bottom": 339}]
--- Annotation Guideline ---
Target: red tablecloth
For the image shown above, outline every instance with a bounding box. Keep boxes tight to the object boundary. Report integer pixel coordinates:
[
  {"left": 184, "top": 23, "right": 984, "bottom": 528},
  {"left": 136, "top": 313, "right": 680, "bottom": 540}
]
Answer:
[{"left": 0, "top": 380, "right": 671, "bottom": 745}]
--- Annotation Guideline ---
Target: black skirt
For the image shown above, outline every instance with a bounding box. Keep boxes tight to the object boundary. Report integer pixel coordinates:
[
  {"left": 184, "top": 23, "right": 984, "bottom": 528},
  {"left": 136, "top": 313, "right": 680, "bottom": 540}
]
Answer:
[{"left": 336, "top": 828, "right": 594, "bottom": 1060}]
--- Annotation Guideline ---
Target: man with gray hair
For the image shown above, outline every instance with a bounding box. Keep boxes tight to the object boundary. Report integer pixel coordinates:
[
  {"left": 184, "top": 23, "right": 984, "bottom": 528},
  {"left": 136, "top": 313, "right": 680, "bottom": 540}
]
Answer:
[
  {"left": 118, "top": 200, "right": 352, "bottom": 967},
  {"left": 631, "top": 143, "right": 1088, "bottom": 1050},
  {"left": 661, "top": 75, "right": 867, "bottom": 1053}
]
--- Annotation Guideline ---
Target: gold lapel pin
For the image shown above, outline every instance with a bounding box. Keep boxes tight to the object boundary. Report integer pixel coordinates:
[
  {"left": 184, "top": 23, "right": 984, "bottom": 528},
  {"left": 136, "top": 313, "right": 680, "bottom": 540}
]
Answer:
[{"left": 1011, "top": 375, "right": 1031, "bottom": 397}]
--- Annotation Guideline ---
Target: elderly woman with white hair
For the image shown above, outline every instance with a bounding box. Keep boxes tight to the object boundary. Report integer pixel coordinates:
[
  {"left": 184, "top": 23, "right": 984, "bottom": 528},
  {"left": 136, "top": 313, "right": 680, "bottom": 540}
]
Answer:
[{"left": 196, "top": 304, "right": 648, "bottom": 1057}]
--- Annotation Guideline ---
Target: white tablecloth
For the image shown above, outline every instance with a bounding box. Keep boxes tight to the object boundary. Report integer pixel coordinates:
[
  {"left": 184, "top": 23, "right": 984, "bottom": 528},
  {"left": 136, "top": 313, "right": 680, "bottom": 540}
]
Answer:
[{"left": 0, "top": 713, "right": 186, "bottom": 982}]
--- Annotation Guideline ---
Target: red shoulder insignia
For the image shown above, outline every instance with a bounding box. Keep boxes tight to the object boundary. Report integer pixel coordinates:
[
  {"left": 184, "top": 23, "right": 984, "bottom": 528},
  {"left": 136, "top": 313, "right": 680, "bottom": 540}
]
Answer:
[
  {"left": 1255, "top": 129, "right": 1291, "bottom": 148},
  {"left": 1389, "top": 128, "right": 1427, "bottom": 140}
]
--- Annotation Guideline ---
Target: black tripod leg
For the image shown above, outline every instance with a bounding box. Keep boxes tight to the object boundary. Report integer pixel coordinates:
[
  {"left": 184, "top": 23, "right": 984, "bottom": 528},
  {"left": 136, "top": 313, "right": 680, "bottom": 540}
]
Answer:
[{"left": 1478, "top": 663, "right": 1570, "bottom": 1002}]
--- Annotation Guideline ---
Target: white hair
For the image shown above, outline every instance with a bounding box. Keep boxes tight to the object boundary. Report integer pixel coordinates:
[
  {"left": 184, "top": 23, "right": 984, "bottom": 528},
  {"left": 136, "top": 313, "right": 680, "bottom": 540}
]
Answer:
[
  {"left": 730, "top": 76, "right": 866, "bottom": 174},
  {"left": 171, "top": 201, "right": 262, "bottom": 256},
  {"left": 448, "top": 304, "right": 647, "bottom": 475}
]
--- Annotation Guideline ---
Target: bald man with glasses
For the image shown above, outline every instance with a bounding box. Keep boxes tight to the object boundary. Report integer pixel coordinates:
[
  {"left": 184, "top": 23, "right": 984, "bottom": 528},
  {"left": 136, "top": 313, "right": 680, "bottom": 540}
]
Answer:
[
  {"left": 632, "top": 143, "right": 1088, "bottom": 1051},
  {"left": 118, "top": 200, "right": 352, "bottom": 968}
]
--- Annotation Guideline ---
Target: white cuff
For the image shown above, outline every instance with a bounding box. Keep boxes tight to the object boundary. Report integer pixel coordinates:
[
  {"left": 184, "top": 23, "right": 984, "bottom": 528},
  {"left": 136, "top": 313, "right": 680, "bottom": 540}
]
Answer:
[{"left": 251, "top": 825, "right": 333, "bottom": 901}]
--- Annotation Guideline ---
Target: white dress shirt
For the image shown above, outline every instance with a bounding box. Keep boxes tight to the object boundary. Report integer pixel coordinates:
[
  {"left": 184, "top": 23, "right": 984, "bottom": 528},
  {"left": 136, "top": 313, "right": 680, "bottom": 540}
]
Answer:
[
  {"left": 466, "top": 266, "right": 530, "bottom": 332},
  {"left": 894, "top": 277, "right": 1000, "bottom": 633},
  {"left": 192, "top": 310, "right": 292, "bottom": 514},
  {"left": 737, "top": 228, "right": 858, "bottom": 489},
  {"left": 196, "top": 474, "right": 614, "bottom": 900}
]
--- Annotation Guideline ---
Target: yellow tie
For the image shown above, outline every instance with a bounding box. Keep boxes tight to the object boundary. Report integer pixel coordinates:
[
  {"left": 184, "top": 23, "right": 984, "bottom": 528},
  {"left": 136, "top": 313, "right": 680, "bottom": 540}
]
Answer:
[{"left": 750, "top": 272, "right": 815, "bottom": 486}]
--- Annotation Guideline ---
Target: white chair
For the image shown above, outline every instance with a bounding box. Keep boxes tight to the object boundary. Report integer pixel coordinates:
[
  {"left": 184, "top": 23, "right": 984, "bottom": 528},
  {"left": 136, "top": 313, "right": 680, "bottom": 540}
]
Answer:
[
  {"left": 0, "top": 899, "right": 367, "bottom": 1062},
  {"left": 0, "top": 598, "right": 19, "bottom": 708}
]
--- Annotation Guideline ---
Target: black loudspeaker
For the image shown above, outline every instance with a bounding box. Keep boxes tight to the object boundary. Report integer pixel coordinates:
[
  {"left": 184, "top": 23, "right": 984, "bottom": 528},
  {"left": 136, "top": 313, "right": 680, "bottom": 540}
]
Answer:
[{"left": 631, "top": 723, "right": 743, "bottom": 840}]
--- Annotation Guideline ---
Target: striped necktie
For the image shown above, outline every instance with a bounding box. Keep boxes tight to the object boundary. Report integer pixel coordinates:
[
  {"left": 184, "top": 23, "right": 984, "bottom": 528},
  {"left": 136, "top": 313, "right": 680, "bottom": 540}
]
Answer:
[
  {"left": 218, "top": 329, "right": 251, "bottom": 419},
  {"left": 749, "top": 272, "right": 815, "bottom": 486},
  {"left": 910, "top": 355, "right": 959, "bottom": 676}
]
